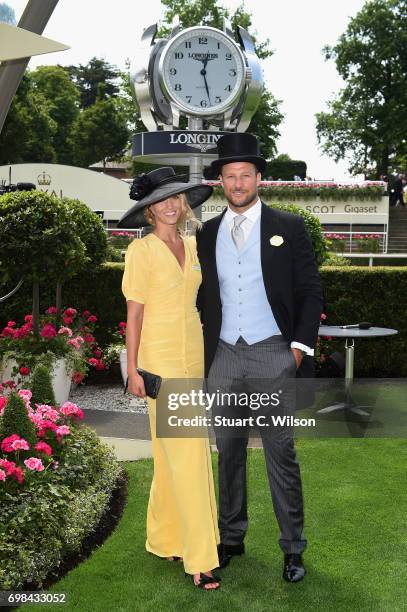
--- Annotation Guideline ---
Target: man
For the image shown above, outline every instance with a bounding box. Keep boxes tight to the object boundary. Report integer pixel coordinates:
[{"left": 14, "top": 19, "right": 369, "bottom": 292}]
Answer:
[{"left": 196, "top": 132, "right": 323, "bottom": 583}]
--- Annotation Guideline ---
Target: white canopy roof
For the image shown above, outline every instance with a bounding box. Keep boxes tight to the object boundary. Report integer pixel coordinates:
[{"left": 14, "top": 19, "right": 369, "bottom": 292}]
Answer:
[{"left": 0, "top": 21, "right": 69, "bottom": 62}]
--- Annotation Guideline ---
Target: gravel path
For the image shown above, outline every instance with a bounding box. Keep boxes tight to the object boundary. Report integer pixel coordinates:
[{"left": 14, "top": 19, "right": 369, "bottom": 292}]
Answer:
[{"left": 70, "top": 383, "right": 148, "bottom": 414}]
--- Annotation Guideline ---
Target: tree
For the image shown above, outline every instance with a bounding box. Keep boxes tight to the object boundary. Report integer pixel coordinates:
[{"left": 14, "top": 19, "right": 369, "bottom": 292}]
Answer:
[
  {"left": 316, "top": 0, "right": 407, "bottom": 178},
  {"left": 63, "top": 57, "right": 121, "bottom": 109},
  {"left": 31, "top": 66, "right": 80, "bottom": 165},
  {"left": 0, "top": 2, "right": 15, "bottom": 24},
  {"left": 0, "top": 73, "right": 57, "bottom": 165},
  {"left": 71, "top": 83, "right": 129, "bottom": 168},
  {"left": 156, "top": 0, "right": 283, "bottom": 159}
]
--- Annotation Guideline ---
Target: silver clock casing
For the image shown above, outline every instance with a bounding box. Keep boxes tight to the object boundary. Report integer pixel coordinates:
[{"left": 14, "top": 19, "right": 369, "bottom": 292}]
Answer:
[{"left": 158, "top": 26, "right": 247, "bottom": 118}]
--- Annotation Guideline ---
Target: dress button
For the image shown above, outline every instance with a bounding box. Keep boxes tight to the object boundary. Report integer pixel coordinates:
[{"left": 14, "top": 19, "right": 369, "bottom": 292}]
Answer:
[
  {"left": 238, "top": 274, "right": 241, "bottom": 278},
  {"left": 239, "top": 302, "right": 242, "bottom": 305},
  {"left": 238, "top": 288, "right": 242, "bottom": 292},
  {"left": 238, "top": 261, "right": 241, "bottom": 264}
]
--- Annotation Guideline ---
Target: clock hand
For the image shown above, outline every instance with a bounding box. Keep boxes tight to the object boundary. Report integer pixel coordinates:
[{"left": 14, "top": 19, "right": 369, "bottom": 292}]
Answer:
[{"left": 200, "top": 58, "right": 211, "bottom": 105}]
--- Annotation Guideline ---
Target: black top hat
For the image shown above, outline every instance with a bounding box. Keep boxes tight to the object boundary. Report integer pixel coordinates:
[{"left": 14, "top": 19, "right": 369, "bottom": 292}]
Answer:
[
  {"left": 117, "top": 167, "right": 213, "bottom": 228},
  {"left": 204, "top": 132, "right": 266, "bottom": 179}
]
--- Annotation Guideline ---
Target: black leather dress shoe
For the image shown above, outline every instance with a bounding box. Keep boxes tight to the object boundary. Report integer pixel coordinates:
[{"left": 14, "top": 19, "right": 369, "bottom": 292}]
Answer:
[
  {"left": 217, "top": 542, "right": 245, "bottom": 568},
  {"left": 282, "top": 553, "right": 306, "bottom": 582}
]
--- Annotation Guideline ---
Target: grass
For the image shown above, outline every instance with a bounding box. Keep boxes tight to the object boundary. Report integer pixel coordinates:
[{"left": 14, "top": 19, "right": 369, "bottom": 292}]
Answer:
[{"left": 21, "top": 440, "right": 407, "bottom": 612}]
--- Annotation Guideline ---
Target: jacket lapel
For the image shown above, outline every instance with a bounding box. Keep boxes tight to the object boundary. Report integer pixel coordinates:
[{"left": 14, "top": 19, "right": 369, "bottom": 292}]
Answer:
[{"left": 260, "top": 202, "right": 282, "bottom": 304}]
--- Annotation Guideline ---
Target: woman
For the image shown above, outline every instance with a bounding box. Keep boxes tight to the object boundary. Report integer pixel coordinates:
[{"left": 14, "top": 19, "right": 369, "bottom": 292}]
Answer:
[{"left": 119, "top": 167, "right": 221, "bottom": 590}]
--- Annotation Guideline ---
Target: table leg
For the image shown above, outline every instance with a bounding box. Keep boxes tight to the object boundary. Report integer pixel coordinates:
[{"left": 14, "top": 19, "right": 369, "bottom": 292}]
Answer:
[{"left": 318, "top": 338, "right": 370, "bottom": 416}]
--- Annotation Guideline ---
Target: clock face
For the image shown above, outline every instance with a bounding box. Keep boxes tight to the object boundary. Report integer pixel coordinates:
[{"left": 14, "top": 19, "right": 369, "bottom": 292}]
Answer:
[{"left": 160, "top": 27, "right": 246, "bottom": 115}]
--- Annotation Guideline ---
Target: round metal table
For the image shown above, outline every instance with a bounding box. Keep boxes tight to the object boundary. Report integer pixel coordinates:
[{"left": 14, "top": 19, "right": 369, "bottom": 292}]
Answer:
[{"left": 317, "top": 325, "right": 398, "bottom": 415}]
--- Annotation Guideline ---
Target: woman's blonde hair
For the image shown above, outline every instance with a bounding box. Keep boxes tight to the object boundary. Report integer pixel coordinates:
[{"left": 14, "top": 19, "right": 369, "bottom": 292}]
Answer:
[{"left": 144, "top": 192, "right": 202, "bottom": 234}]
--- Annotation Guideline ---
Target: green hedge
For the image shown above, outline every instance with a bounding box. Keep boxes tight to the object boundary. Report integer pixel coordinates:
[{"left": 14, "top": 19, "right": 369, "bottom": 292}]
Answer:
[
  {"left": 0, "top": 426, "right": 122, "bottom": 589},
  {"left": 1, "top": 266, "right": 406, "bottom": 377},
  {"left": 265, "top": 159, "right": 307, "bottom": 180}
]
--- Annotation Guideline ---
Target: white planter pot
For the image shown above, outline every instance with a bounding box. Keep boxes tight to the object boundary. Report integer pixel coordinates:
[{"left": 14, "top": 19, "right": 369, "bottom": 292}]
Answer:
[
  {"left": 0, "top": 357, "right": 72, "bottom": 406},
  {"left": 120, "top": 348, "right": 127, "bottom": 384}
]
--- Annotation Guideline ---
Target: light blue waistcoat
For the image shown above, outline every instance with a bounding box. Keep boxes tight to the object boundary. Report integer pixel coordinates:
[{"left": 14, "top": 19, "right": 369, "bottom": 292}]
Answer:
[{"left": 216, "top": 215, "right": 282, "bottom": 344}]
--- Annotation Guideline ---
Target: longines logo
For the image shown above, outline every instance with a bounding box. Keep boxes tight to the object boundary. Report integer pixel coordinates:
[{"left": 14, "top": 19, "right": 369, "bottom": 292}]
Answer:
[
  {"left": 188, "top": 53, "right": 218, "bottom": 60},
  {"left": 169, "top": 132, "right": 220, "bottom": 153}
]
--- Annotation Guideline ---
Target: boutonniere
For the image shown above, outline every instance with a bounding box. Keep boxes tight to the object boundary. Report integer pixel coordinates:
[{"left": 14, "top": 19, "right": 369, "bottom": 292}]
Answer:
[{"left": 269, "top": 235, "right": 284, "bottom": 247}]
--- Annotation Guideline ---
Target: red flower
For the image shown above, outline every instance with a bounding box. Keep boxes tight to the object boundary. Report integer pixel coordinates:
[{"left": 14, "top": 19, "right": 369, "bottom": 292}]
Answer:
[
  {"left": 24, "top": 314, "right": 33, "bottom": 323},
  {"left": 87, "top": 315, "right": 97, "bottom": 323},
  {"left": 63, "top": 316, "right": 74, "bottom": 325},
  {"left": 1, "top": 434, "right": 20, "bottom": 453},
  {"left": 82, "top": 310, "right": 91, "bottom": 318},
  {"left": 63, "top": 307, "right": 77, "bottom": 317},
  {"left": 7, "top": 320, "right": 16, "bottom": 327},
  {"left": 83, "top": 334, "right": 95, "bottom": 343},
  {"left": 35, "top": 441, "right": 53, "bottom": 456},
  {"left": 72, "top": 372, "right": 85, "bottom": 385},
  {"left": 46, "top": 306, "right": 58, "bottom": 314},
  {"left": 40, "top": 323, "right": 57, "bottom": 339},
  {"left": 92, "top": 348, "right": 102, "bottom": 358},
  {"left": 19, "top": 366, "right": 31, "bottom": 376},
  {"left": 1, "top": 326, "right": 16, "bottom": 338},
  {"left": 11, "top": 466, "right": 24, "bottom": 484},
  {"left": 119, "top": 322, "right": 127, "bottom": 328}
]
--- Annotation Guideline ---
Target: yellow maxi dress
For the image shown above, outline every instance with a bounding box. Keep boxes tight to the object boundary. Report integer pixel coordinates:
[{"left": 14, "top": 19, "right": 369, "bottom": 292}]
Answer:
[{"left": 121, "top": 233, "right": 220, "bottom": 574}]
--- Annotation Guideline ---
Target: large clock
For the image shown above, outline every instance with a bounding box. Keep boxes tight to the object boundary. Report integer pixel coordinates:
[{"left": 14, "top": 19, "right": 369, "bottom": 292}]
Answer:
[{"left": 158, "top": 26, "right": 247, "bottom": 117}]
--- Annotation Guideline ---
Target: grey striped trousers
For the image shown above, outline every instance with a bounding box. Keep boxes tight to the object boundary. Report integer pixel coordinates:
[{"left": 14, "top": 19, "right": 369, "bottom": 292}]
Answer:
[{"left": 207, "top": 334, "right": 307, "bottom": 555}]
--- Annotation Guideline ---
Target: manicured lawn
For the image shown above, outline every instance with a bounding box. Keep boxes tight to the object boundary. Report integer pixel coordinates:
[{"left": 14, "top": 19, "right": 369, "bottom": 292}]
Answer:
[{"left": 22, "top": 440, "right": 407, "bottom": 612}]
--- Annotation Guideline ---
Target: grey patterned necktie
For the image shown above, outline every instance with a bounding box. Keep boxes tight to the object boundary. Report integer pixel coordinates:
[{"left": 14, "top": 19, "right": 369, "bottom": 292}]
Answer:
[{"left": 231, "top": 214, "right": 246, "bottom": 250}]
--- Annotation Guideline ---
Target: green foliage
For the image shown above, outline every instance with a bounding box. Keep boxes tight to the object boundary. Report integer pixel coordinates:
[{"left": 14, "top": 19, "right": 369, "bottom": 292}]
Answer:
[
  {"left": 62, "top": 197, "right": 108, "bottom": 265},
  {"left": 31, "top": 66, "right": 80, "bottom": 166},
  {"left": 0, "top": 424, "right": 122, "bottom": 589},
  {"left": 63, "top": 58, "right": 121, "bottom": 109},
  {"left": 0, "top": 392, "right": 36, "bottom": 447},
  {"left": 316, "top": 0, "right": 407, "bottom": 177},
  {"left": 29, "top": 363, "right": 56, "bottom": 408},
  {"left": 265, "top": 159, "right": 307, "bottom": 180},
  {"left": 321, "top": 254, "right": 352, "bottom": 267},
  {"left": 266, "top": 202, "right": 328, "bottom": 266},
  {"left": 0, "top": 74, "right": 57, "bottom": 165},
  {"left": 248, "top": 91, "right": 284, "bottom": 160},
  {"left": 0, "top": 190, "right": 88, "bottom": 285},
  {"left": 71, "top": 93, "right": 129, "bottom": 168},
  {"left": 211, "top": 185, "right": 383, "bottom": 202}
]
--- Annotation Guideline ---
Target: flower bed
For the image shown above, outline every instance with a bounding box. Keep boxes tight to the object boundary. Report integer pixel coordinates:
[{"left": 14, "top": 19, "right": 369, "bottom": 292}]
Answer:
[
  {"left": 0, "top": 306, "right": 107, "bottom": 388},
  {"left": 0, "top": 385, "right": 122, "bottom": 589}
]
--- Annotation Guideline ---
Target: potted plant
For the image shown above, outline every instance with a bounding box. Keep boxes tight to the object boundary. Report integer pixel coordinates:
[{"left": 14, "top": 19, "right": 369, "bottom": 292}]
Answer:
[
  {"left": 0, "top": 306, "right": 106, "bottom": 404},
  {"left": 104, "top": 322, "right": 127, "bottom": 384}
]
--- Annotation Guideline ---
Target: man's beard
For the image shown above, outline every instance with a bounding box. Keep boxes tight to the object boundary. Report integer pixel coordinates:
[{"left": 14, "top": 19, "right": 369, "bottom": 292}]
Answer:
[{"left": 226, "top": 189, "right": 258, "bottom": 208}]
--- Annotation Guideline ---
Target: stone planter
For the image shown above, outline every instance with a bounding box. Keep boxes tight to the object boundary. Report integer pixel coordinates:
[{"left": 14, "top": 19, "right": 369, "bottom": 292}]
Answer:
[
  {"left": 119, "top": 348, "right": 127, "bottom": 384},
  {"left": 0, "top": 357, "right": 72, "bottom": 405}
]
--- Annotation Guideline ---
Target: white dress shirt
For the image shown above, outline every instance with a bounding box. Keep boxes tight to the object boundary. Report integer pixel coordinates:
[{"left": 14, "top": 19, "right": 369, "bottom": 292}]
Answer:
[{"left": 221, "top": 199, "right": 314, "bottom": 356}]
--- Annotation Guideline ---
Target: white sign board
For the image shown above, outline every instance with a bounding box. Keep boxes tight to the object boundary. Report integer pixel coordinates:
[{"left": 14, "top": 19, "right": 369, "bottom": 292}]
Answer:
[
  {"left": 201, "top": 197, "right": 389, "bottom": 225},
  {"left": 0, "top": 164, "right": 131, "bottom": 218}
]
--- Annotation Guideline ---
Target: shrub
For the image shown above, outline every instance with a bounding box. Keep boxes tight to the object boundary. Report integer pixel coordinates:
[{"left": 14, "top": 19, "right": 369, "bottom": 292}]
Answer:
[
  {"left": 0, "top": 392, "right": 36, "bottom": 447},
  {"left": 29, "top": 363, "right": 56, "bottom": 407}
]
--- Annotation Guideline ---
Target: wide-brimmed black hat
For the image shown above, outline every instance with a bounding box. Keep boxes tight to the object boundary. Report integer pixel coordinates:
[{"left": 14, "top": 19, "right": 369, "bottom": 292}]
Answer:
[
  {"left": 204, "top": 132, "right": 266, "bottom": 179},
  {"left": 117, "top": 167, "right": 213, "bottom": 228}
]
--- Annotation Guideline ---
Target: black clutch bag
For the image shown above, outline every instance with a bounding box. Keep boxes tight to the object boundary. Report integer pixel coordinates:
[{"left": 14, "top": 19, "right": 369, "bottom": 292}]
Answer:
[{"left": 124, "top": 368, "right": 162, "bottom": 399}]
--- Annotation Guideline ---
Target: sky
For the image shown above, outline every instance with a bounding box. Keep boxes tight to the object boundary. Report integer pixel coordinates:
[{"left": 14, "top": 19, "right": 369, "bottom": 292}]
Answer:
[{"left": 8, "top": 0, "right": 368, "bottom": 181}]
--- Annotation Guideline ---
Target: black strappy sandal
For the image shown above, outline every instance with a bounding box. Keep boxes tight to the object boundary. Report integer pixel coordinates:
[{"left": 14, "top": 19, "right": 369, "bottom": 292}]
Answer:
[{"left": 185, "top": 572, "right": 221, "bottom": 590}]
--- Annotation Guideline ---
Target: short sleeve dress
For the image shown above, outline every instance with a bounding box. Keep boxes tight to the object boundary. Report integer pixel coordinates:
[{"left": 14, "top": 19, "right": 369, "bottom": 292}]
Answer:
[{"left": 122, "top": 233, "right": 219, "bottom": 574}]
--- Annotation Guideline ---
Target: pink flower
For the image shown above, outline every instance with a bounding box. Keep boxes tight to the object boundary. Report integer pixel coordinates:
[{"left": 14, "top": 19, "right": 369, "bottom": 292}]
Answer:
[
  {"left": 119, "top": 322, "right": 127, "bottom": 328},
  {"left": 55, "top": 425, "right": 70, "bottom": 442},
  {"left": 24, "top": 457, "right": 44, "bottom": 472},
  {"left": 11, "top": 438, "right": 30, "bottom": 451},
  {"left": 40, "top": 323, "right": 57, "bottom": 339},
  {"left": 0, "top": 469, "right": 6, "bottom": 481},
  {"left": 0, "top": 459, "right": 16, "bottom": 475},
  {"left": 92, "top": 348, "right": 102, "bottom": 358},
  {"left": 46, "top": 306, "right": 58, "bottom": 314},
  {"left": 18, "top": 389, "right": 32, "bottom": 402},
  {"left": 1, "top": 434, "right": 21, "bottom": 453},
  {"left": 35, "top": 404, "right": 60, "bottom": 422},
  {"left": 58, "top": 326, "right": 73, "bottom": 337},
  {"left": 63, "top": 316, "right": 74, "bottom": 325},
  {"left": 83, "top": 334, "right": 95, "bottom": 343},
  {"left": 19, "top": 366, "right": 30, "bottom": 376},
  {"left": 320, "top": 313, "right": 327, "bottom": 321},
  {"left": 60, "top": 401, "right": 84, "bottom": 420},
  {"left": 87, "top": 315, "right": 97, "bottom": 323},
  {"left": 0, "top": 396, "right": 7, "bottom": 416},
  {"left": 7, "top": 320, "right": 16, "bottom": 327},
  {"left": 24, "top": 314, "right": 33, "bottom": 323},
  {"left": 1, "top": 326, "right": 16, "bottom": 338},
  {"left": 82, "top": 310, "right": 91, "bottom": 318},
  {"left": 35, "top": 441, "right": 53, "bottom": 456},
  {"left": 68, "top": 337, "right": 83, "bottom": 350}
]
